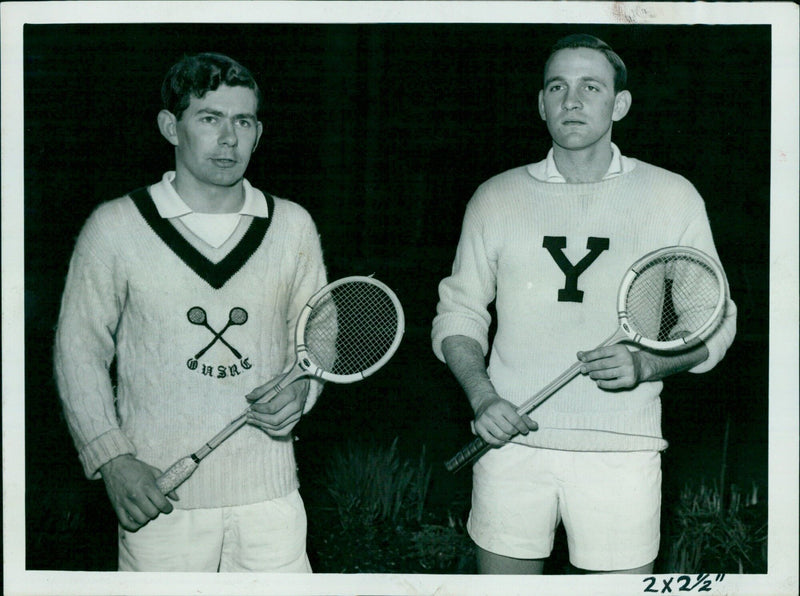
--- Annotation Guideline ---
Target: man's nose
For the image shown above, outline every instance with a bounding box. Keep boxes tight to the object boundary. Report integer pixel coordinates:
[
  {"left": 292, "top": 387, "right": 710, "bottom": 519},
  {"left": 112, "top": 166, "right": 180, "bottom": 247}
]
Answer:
[
  {"left": 562, "top": 88, "right": 582, "bottom": 110},
  {"left": 218, "top": 120, "right": 237, "bottom": 146}
]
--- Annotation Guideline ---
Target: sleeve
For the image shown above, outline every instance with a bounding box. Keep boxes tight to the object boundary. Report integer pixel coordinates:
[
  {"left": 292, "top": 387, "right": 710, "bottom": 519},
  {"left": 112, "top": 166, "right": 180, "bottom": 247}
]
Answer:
[
  {"left": 53, "top": 207, "right": 137, "bottom": 479},
  {"left": 284, "top": 206, "right": 328, "bottom": 413},
  {"left": 431, "top": 190, "right": 498, "bottom": 362},
  {"left": 677, "top": 189, "right": 738, "bottom": 374}
]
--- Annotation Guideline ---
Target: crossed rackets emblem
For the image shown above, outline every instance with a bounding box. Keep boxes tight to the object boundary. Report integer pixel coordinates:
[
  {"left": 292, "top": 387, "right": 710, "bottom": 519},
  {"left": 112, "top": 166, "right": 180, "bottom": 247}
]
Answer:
[{"left": 187, "top": 306, "right": 248, "bottom": 359}]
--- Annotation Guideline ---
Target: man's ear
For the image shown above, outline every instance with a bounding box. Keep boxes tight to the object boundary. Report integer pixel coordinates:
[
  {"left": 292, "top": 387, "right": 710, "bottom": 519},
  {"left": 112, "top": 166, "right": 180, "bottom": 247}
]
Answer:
[
  {"left": 254, "top": 121, "right": 264, "bottom": 151},
  {"left": 157, "top": 110, "right": 179, "bottom": 146},
  {"left": 612, "top": 90, "right": 632, "bottom": 122},
  {"left": 538, "top": 90, "right": 547, "bottom": 121}
]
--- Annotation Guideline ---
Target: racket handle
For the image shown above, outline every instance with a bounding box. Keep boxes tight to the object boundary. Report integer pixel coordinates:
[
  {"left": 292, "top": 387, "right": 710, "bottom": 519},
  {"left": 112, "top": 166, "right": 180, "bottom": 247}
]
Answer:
[
  {"left": 156, "top": 456, "right": 199, "bottom": 494},
  {"left": 515, "top": 360, "right": 584, "bottom": 416},
  {"left": 155, "top": 413, "right": 249, "bottom": 494},
  {"left": 444, "top": 436, "right": 491, "bottom": 473}
]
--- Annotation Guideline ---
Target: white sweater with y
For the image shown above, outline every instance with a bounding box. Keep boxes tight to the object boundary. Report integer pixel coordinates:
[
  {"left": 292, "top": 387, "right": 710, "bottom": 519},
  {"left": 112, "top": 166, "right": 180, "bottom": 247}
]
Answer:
[
  {"left": 432, "top": 159, "right": 737, "bottom": 452},
  {"left": 54, "top": 183, "right": 327, "bottom": 508}
]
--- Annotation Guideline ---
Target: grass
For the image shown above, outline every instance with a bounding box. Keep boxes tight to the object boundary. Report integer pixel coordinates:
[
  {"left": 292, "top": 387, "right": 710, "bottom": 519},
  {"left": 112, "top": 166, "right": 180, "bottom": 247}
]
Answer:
[
  {"left": 409, "top": 518, "right": 476, "bottom": 572},
  {"left": 324, "top": 437, "right": 432, "bottom": 530},
  {"left": 662, "top": 480, "right": 767, "bottom": 574},
  {"left": 308, "top": 437, "right": 475, "bottom": 573}
]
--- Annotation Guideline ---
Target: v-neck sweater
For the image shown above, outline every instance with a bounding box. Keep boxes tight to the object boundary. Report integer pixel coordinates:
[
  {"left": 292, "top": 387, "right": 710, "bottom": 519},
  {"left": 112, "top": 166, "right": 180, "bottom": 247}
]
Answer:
[{"left": 54, "top": 185, "right": 328, "bottom": 509}]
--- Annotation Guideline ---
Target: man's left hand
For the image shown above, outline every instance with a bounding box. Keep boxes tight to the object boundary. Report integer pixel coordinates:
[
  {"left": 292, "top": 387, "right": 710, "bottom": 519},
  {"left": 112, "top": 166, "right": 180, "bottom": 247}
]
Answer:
[
  {"left": 245, "top": 378, "right": 309, "bottom": 437},
  {"left": 578, "top": 345, "right": 645, "bottom": 390}
]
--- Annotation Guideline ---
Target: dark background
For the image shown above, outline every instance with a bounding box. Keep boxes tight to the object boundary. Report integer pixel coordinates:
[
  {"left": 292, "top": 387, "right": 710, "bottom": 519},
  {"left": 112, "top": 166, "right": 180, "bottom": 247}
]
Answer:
[{"left": 23, "top": 23, "right": 770, "bottom": 570}]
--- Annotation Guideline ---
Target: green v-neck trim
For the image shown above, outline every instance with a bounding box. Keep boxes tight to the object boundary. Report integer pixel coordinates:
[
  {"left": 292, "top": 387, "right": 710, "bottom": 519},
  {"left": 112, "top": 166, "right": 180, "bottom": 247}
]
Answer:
[{"left": 128, "top": 186, "right": 274, "bottom": 289}]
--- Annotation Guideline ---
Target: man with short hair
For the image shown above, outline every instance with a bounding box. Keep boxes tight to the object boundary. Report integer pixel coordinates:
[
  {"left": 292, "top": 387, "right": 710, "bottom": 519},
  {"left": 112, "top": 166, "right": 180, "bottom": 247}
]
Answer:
[
  {"left": 55, "top": 52, "right": 326, "bottom": 572},
  {"left": 432, "top": 34, "right": 737, "bottom": 574}
]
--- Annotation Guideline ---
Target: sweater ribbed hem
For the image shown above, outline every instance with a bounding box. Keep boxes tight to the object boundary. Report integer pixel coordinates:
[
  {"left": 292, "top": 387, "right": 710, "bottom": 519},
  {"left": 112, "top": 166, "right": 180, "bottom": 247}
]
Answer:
[
  {"left": 144, "top": 430, "right": 300, "bottom": 509},
  {"left": 511, "top": 428, "right": 668, "bottom": 452},
  {"left": 511, "top": 396, "right": 667, "bottom": 452}
]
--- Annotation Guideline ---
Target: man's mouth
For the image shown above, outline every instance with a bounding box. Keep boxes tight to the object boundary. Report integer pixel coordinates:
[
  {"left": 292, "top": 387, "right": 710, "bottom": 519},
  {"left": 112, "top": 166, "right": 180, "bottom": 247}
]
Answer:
[{"left": 211, "top": 158, "right": 238, "bottom": 167}]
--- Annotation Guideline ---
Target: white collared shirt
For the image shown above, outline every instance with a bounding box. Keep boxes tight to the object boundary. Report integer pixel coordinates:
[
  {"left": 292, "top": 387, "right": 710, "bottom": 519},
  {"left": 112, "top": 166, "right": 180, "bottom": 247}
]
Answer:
[
  {"left": 527, "top": 143, "right": 636, "bottom": 183},
  {"left": 148, "top": 171, "right": 269, "bottom": 247}
]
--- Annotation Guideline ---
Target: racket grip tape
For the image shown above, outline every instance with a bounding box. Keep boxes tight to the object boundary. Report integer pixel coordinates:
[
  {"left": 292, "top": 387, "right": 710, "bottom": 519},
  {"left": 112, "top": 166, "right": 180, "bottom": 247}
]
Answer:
[
  {"left": 444, "top": 436, "right": 491, "bottom": 473},
  {"left": 156, "top": 456, "right": 199, "bottom": 494}
]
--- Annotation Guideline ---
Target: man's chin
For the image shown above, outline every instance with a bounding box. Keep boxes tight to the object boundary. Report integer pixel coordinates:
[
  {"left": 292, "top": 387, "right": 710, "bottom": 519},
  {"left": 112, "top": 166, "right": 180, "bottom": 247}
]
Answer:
[
  {"left": 208, "top": 169, "right": 247, "bottom": 187},
  {"left": 553, "top": 135, "right": 604, "bottom": 152}
]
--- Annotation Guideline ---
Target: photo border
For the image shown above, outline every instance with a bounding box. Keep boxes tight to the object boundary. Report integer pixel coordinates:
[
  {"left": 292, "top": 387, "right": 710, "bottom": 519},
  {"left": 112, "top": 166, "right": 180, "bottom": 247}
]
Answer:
[{"left": 3, "top": 2, "right": 797, "bottom": 595}]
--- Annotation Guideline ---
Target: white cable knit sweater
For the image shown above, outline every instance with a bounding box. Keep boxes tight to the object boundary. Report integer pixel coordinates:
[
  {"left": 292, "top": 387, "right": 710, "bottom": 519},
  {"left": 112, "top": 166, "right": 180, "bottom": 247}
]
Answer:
[
  {"left": 432, "top": 159, "right": 737, "bottom": 452},
  {"left": 54, "top": 181, "right": 327, "bottom": 509}
]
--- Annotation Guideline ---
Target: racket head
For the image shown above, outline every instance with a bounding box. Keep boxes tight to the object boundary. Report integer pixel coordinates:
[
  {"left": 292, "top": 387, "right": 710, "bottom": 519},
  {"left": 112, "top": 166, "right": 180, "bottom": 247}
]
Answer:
[
  {"left": 294, "top": 276, "right": 405, "bottom": 383},
  {"left": 616, "top": 246, "right": 727, "bottom": 351}
]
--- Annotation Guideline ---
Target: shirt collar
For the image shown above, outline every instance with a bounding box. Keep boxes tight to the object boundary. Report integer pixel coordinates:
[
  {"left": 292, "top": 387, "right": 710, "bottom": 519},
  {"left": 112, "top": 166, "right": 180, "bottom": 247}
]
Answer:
[
  {"left": 148, "top": 171, "right": 269, "bottom": 218},
  {"left": 528, "top": 143, "right": 633, "bottom": 183}
]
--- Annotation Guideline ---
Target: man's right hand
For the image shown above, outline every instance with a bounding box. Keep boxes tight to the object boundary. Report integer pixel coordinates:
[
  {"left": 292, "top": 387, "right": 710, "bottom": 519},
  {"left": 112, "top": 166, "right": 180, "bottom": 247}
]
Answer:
[
  {"left": 441, "top": 335, "right": 538, "bottom": 448},
  {"left": 473, "top": 396, "right": 539, "bottom": 446},
  {"left": 99, "top": 454, "right": 177, "bottom": 531}
]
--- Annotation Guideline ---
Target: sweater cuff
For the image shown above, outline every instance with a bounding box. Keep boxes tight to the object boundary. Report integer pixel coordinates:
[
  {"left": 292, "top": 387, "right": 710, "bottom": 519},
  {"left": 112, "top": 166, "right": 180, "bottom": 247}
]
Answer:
[
  {"left": 688, "top": 333, "right": 726, "bottom": 374},
  {"left": 688, "top": 302, "right": 737, "bottom": 374},
  {"left": 431, "top": 315, "right": 490, "bottom": 362},
  {"left": 79, "top": 429, "right": 137, "bottom": 480}
]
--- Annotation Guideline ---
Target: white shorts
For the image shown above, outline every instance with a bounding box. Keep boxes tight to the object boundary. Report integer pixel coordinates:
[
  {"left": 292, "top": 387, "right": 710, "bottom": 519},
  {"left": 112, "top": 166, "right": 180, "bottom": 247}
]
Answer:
[
  {"left": 118, "top": 490, "right": 312, "bottom": 572},
  {"left": 467, "top": 445, "right": 661, "bottom": 571}
]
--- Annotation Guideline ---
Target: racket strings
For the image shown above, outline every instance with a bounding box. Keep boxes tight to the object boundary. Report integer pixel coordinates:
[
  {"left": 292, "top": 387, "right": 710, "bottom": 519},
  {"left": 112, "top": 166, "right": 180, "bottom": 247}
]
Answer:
[
  {"left": 303, "top": 281, "right": 401, "bottom": 375},
  {"left": 625, "top": 254, "right": 721, "bottom": 343}
]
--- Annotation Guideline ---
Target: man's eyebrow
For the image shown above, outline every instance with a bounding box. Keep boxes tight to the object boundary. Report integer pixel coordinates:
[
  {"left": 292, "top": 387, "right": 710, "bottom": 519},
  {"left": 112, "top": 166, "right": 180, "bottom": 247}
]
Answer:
[
  {"left": 580, "top": 76, "right": 608, "bottom": 86},
  {"left": 544, "top": 76, "right": 608, "bottom": 87},
  {"left": 195, "top": 108, "right": 258, "bottom": 120},
  {"left": 544, "top": 76, "right": 565, "bottom": 87},
  {"left": 196, "top": 108, "right": 225, "bottom": 117}
]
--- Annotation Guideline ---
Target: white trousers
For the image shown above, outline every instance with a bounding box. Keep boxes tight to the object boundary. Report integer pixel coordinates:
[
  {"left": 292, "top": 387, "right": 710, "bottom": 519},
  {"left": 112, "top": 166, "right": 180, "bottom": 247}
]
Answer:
[
  {"left": 118, "top": 490, "right": 312, "bottom": 572},
  {"left": 468, "top": 446, "right": 661, "bottom": 571}
]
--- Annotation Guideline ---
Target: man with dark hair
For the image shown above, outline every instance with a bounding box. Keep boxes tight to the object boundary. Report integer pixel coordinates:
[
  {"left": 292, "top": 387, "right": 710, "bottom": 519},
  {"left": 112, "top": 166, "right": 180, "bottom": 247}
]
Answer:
[
  {"left": 161, "top": 52, "right": 263, "bottom": 119},
  {"left": 55, "top": 52, "right": 326, "bottom": 572},
  {"left": 432, "top": 34, "right": 737, "bottom": 574}
]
